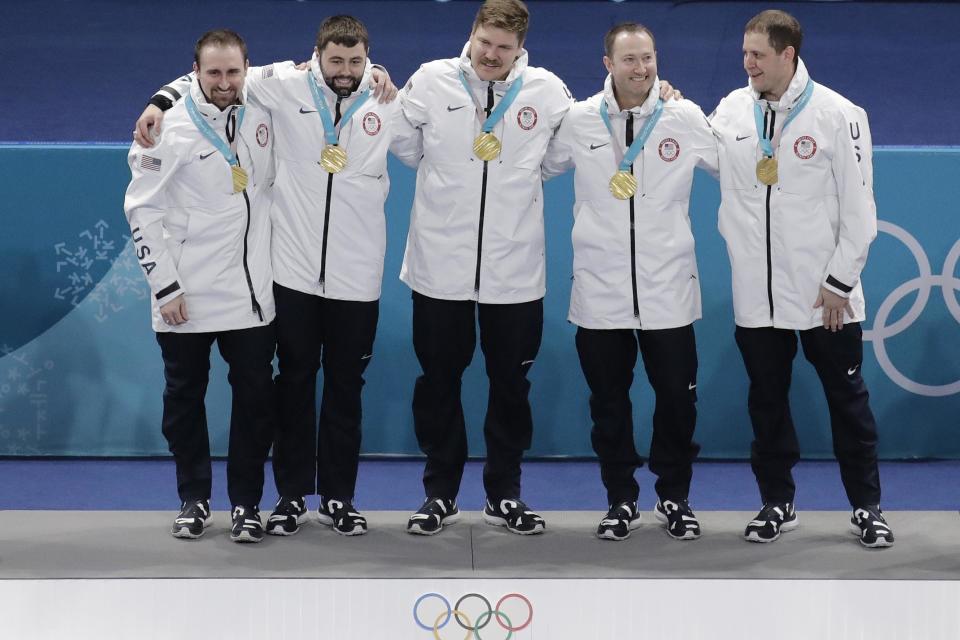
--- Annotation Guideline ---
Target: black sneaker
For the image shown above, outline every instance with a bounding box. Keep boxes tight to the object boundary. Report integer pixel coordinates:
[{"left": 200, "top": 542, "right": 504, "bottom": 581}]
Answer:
[
  {"left": 266, "top": 496, "right": 308, "bottom": 536},
  {"left": 743, "top": 502, "right": 798, "bottom": 543},
  {"left": 483, "top": 498, "right": 545, "bottom": 535},
  {"left": 596, "top": 501, "right": 641, "bottom": 541},
  {"left": 171, "top": 499, "right": 211, "bottom": 539},
  {"left": 406, "top": 497, "right": 461, "bottom": 536},
  {"left": 230, "top": 505, "right": 264, "bottom": 543},
  {"left": 850, "top": 505, "right": 894, "bottom": 548},
  {"left": 317, "top": 497, "right": 368, "bottom": 536},
  {"left": 654, "top": 499, "right": 701, "bottom": 541}
]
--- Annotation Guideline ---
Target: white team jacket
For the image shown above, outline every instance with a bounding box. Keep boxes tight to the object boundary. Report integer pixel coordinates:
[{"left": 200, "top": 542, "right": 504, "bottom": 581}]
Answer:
[
  {"left": 710, "top": 59, "right": 876, "bottom": 330},
  {"left": 154, "top": 58, "right": 421, "bottom": 302},
  {"left": 544, "top": 76, "right": 719, "bottom": 330},
  {"left": 124, "top": 80, "right": 275, "bottom": 333},
  {"left": 399, "top": 44, "right": 573, "bottom": 303}
]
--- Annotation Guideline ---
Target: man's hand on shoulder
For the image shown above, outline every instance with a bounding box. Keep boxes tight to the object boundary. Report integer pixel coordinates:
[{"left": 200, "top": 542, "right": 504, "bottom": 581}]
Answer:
[
  {"left": 659, "top": 80, "right": 682, "bottom": 101},
  {"left": 135, "top": 105, "right": 165, "bottom": 148},
  {"left": 370, "top": 66, "right": 398, "bottom": 104}
]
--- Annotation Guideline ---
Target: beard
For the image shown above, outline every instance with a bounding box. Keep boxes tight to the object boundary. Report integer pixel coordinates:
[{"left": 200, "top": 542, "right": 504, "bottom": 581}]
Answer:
[{"left": 326, "top": 74, "right": 362, "bottom": 97}]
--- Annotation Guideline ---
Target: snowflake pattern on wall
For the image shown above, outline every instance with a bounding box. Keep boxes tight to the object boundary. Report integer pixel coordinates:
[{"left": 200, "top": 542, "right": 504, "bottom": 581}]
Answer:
[
  {"left": 0, "top": 345, "right": 53, "bottom": 454},
  {"left": 54, "top": 219, "right": 148, "bottom": 322}
]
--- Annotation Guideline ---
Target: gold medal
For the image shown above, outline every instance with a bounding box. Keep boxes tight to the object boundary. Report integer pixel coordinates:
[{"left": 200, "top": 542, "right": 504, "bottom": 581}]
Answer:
[
  {"left": 756, "top": 157, "right": 778, "bottom": 186},
  {"left": 609, "top": 170, "right": 638, "bottom": 200},
  {"left": 320, "top": 145, "right": 348, "bottom": 173},
  {"left": 473, "top": 132, "right": 502, "bottom": 162},
  {"left": 231, "top": 165, "right": 248, "bottom": 193}
]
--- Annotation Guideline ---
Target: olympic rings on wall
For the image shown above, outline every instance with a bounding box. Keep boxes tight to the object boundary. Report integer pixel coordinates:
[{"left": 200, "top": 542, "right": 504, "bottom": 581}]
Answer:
[{"left": 863, "top": 220, "right": 960, "bottom": 396}]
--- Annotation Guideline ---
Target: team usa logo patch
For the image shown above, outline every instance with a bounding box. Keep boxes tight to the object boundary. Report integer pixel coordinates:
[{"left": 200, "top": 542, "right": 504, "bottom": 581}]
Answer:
[
  {"left": 517, "top": 106, "right": 538, "bottom": 130},
  {"left": 794, "top": 135, "right": 817, "bottom": 159},
  {"left": 658, "top": 137, "right": 680, "bottom": 162},
  {"left": 256, "top": 123, "right": 269, "bottom": 148},
  {"left": 362, "top": 112, "right": 382, "bottom": 136}
]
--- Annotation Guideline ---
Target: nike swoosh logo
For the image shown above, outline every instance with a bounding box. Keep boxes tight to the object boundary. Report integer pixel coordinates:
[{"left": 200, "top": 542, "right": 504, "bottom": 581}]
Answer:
[
  {"left": 847, "top": 366, "right": 859, "bottom": 376},
  {"left": 688, "top": 383, "right": 697, "bottom": 390},
  {"left": 299, "top": 107, "right": 317, "bottom": 114},
  {"left": 735, "top": 135, "right": 751, "bottom": 141},
  {"left": 589, "top": 142, "right": 610, "bottom": 150},
  {"left": 199, "top": 151, "right": 216, "bottom": 160},
  {"left": 447, "top": 105, "right": 467, "bottom": 111}
]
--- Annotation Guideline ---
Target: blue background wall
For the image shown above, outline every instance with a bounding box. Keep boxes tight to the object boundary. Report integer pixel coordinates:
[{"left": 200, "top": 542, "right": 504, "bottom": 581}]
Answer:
[
  {"left": 1, "top": 146, "right": 957, "bottom": 457},
  {"left": 0, "top": 1, "right": 957, "bottom": 457}
]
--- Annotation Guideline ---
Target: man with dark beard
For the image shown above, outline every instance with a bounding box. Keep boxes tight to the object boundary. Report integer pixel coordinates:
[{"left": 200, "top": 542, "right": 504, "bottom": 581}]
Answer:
[{"left": 134, "top": 16, "right": 420, "bottom": 538}]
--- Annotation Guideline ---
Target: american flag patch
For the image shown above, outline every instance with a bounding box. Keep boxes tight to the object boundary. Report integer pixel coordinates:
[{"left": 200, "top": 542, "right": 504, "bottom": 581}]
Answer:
[
  {"left": 140, "top": 155, "right": 162, "bottom": 171},
  {"left": 262, "top": 65, "right": 274, "bottom": 79}
]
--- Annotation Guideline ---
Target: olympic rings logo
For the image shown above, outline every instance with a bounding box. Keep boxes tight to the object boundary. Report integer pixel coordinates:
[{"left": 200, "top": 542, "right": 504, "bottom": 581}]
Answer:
[
  {"left": 413, "top": 592, "right": 533, "bottom": 639},
  {"left": 863, "top": 220, "right": 960, "bottom": 397}
]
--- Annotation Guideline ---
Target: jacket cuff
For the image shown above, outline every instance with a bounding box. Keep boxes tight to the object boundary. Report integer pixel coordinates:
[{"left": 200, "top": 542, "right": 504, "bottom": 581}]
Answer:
[
  {"left": 149, "top": 95, "right": 174, "bottom": 112},
  {"left": 155, "top": 281, "right": 182, "bottom": 306},
  {"left": 823, "top": 274, "right": 853, "bottom": 298}
]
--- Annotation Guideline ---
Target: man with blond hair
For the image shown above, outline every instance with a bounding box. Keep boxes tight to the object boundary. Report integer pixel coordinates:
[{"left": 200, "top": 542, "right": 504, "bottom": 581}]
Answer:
[{"left": 400, "top": 0, "right": 573, "bottom": 536}]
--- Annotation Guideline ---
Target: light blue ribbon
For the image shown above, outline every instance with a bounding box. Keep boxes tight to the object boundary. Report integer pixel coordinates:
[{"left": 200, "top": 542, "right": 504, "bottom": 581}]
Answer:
[
  {"left": 457, "top": 68, "right": 524, "bottom": 134},
  {"left": 600, "top": 98, "right": 663, "bottom": 171},
  {"left": 307, "top": 72, "right": 371, "bottom": 146},
  {"left": 185, "top": 94, "right": 244, "bottom": 167},
  {"left": 754, "top": 78, "right": 814, "bottom": 157}
]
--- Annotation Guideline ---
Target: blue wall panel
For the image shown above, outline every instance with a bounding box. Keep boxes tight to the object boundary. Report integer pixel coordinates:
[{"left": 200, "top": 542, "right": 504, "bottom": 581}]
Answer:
[{"left": 0, "top": 145, "right": 956, "bottom": 457}]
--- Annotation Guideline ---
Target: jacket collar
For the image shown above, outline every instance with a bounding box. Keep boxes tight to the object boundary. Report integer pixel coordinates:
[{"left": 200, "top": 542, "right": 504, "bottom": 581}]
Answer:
[
  {"left": 749, "top": 57, "right": 811, "bottom": 111},
  {"left": 308, "top": 53, "right": 374, "bottom": 101},
  {"left": 458, "top": 42, "right": 528, "bottom": 86},
  {"left": 188, "top": 78, "right": 246, "bottom": 122},
  {"left": 601, "top": 74, "right": 661, "bottom": 118}
]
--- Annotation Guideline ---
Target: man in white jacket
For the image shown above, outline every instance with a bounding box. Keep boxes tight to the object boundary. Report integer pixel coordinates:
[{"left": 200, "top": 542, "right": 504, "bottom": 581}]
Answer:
[
  {"left": 710, "top": 10, "right": 893, "bottom": 548},
  {"left": 400, "top": 0, "right": 573, "bottom": 536},
  {"left": 124, "top": 29, "right": 276, "bottom": 543},
  {"left": 542, "top": 24, "right": 718, "bottom": 541},
  {"left": 133, "top": 17, "right": 416, "bottom": 538}
]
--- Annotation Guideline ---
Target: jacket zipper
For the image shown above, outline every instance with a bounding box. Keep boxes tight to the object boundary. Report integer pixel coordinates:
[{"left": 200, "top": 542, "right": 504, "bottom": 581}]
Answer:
[
  {"left": 474, "top": 81, "right": 494, "bottom": 296},
  {"left": 228, "top": 109, "right": 263, "bottom": 321},
  {"left": 764, "top": 107, "right": 777, "bottom": 321},
  {"left": 626, "top": 113, "right": 641, "bottom": 321},
  {"left": 318, "top": 96, "right": 343, "bottom": 294}
]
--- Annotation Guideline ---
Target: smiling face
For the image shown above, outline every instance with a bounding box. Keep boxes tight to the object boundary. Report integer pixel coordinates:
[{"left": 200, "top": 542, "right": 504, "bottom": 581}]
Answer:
[
  {"left": 317, "top": 41, "right": 367, "bottom": 97},
  {"left": 604, "top": 30, "right": 657, "bottom": 109},
  {"left": 193, "top": 44, "right": 248, "bottom": 109},
  {"left": 469, "top": 24, "right": 523, "bottom": 81},
  {"left": 742, "top": 30, "right": 795, "bottom": 101}
]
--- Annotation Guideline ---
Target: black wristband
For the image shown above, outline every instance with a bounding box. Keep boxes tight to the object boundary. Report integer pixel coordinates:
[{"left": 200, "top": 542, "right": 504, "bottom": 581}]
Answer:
[{"left": 148, "top": 95, "right": 173, "bottom": 112}]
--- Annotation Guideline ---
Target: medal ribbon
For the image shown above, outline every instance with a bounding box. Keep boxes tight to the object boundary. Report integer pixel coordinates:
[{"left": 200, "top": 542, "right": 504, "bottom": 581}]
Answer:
[
  {"left": 185, "top": 94, "right": 245, "bottom": 167},
  {"left": 307, "top": 72, "right": 371, "bottom": 145},
  {"left": 457, "top": 68, "right": 524, "bottom": 133},
  {"left": 754, "top": 78, "right": 814, "bottom": 158},
  {"left": 600, "top": 98, "right": 663, "bottom": 171}
]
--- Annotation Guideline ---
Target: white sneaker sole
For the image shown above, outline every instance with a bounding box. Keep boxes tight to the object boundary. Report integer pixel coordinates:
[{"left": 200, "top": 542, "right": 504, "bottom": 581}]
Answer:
[
  {"left": 317, "top": 512, "right": 368, "bottom": 536},
  {"left": 170, "top": 516, "right": 211, "bottom": 539},
  {"left": 744, "top": 516, "right": 799, "bottom": 543},
  {"left": 230, "top": 530, "right": 263, "bottom": 543},
  {"left": 406, "top": 511, "right": 461, "bottom": 536},
  {"left": 483, "top": 511, "right": 545, "bottom": 535},
  {"left": 849, "top": 521, "right": 894, "bottom": 548}
]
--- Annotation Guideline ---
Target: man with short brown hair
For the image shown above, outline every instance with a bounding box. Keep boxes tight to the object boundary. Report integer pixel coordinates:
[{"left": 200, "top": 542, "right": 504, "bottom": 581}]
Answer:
[
  {"left": 124, "top": 29, "right": 276, "bottom": 544},
  {"left": 711, "top": 9, "right": 893, "bottom": 548}
]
